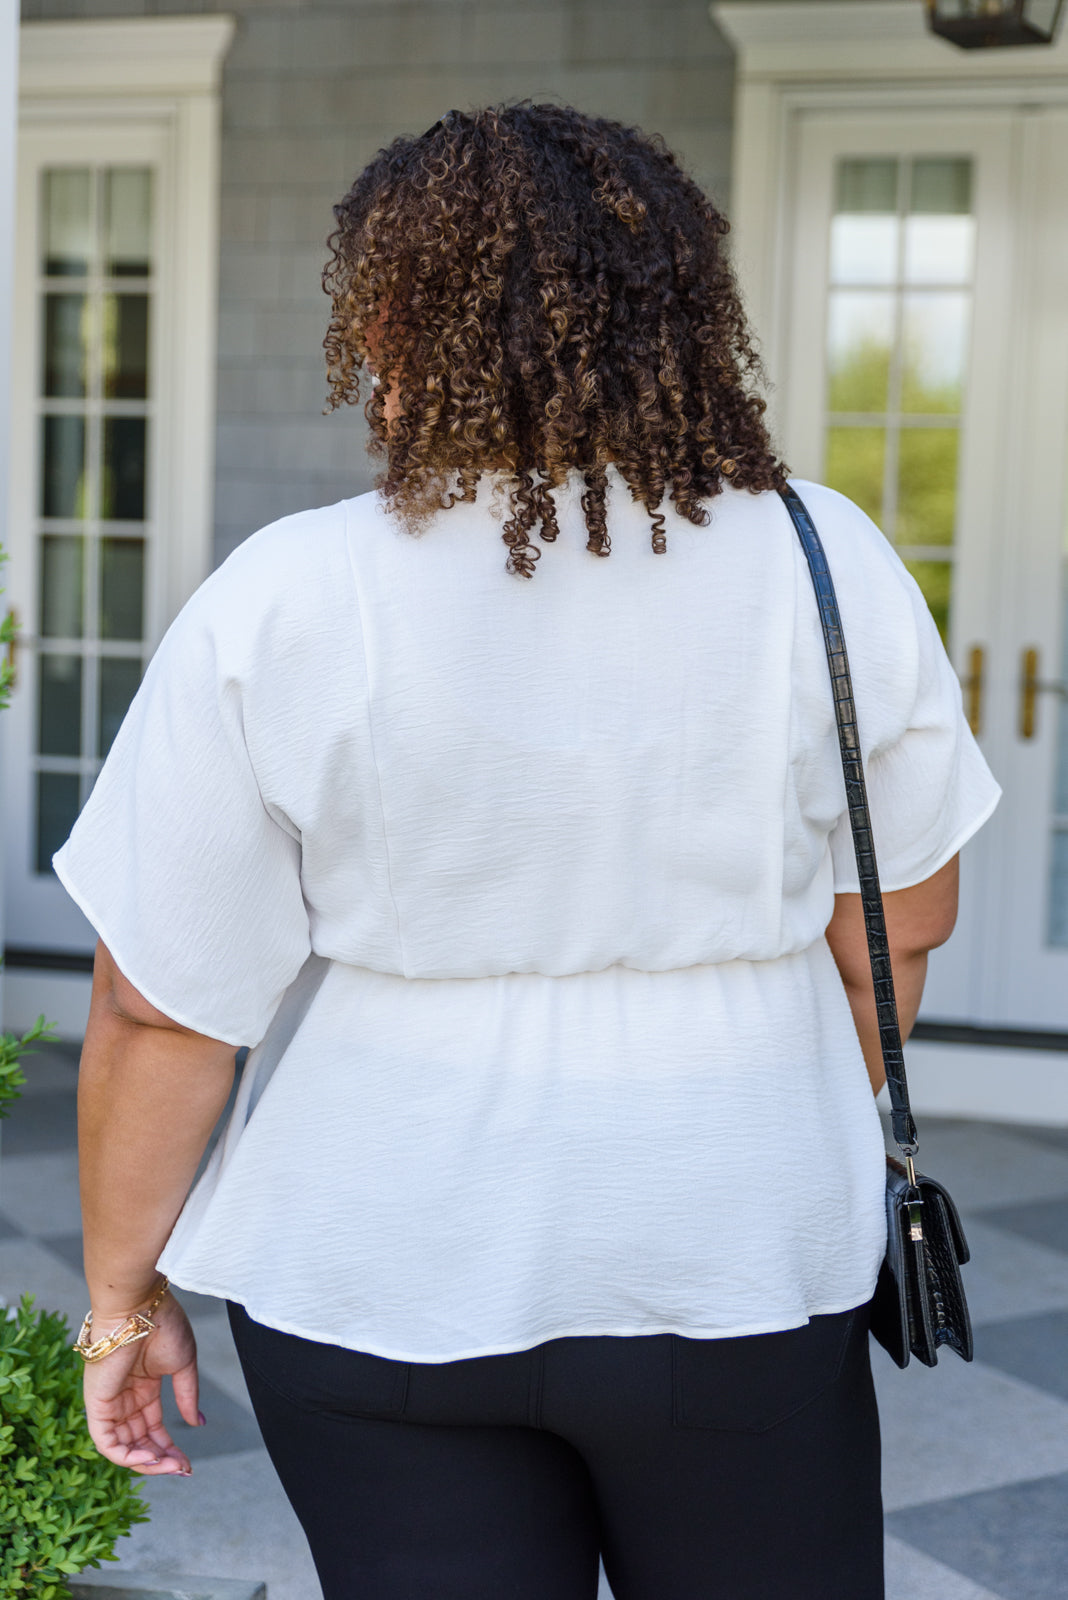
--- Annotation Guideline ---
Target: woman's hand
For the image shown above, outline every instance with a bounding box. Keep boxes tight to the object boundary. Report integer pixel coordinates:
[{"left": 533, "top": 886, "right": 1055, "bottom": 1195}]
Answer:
[
  {"left": 82, "top": 1291, "right": 202, "bottom": 1476},
  {"left": 76, "top": 942, "right": 238, "bottom": 1476}
]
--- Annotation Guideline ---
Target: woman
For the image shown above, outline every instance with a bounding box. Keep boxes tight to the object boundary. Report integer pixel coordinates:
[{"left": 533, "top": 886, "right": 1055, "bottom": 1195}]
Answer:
[{"left": 59, "top": 105, "right": 998, "bottom": 1599}]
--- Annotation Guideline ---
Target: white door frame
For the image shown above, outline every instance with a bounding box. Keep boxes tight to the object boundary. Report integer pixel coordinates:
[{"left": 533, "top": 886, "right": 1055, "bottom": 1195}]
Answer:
[
  {"left": 712, "top": 1, "right": 1068, "bottom": 1123},
  {"left": 712, "top": 1, "right": 1068, "bottom": 438},
  {"left": 2, "top": 17, "right": 233, "bottom": 1038},
  {"left": 0, "top": 0, "right": 18, "bottom": 1034}
]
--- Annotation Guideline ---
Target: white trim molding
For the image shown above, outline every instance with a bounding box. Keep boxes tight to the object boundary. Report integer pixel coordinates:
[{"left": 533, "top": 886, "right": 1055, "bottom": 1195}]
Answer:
[
  {"left": 710, "top": 1, "right": 1068, "bottom": 403},
  {"left": 0, "top": 0, "right": 16, "bottom": 1035},
  {"left": 19, "top": 17, "right": 234, "bottom": 98},
  {"left": 713, "top": 0, "right": 1068, "bottom": 81},
  {"left": 3, "top": 18, "right": 235, "bottom": 1014},
  {"left": 17, "top": 16, "right": 234, "bottom": 617},
  {"left": 887, "top": 1043, "right": 1068, "bottom": 1127}
]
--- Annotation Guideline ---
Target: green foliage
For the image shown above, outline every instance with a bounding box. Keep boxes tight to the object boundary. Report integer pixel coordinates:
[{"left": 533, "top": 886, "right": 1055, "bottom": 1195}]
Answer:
[
  {"left": 0, "top": 546, "right": 136, "bottom": 1594},
  {"left": 0, "top": 1018, "right": 59, "bottom": 1123},
  {"left": 824, "top": 341, "right": 959, "bottom": 642},
  {"left": 0, "top": 608, "right": 14, "bottom": 715},
  {"left": 0, "top": 1297, "right": 149, "bottom": 1598}
]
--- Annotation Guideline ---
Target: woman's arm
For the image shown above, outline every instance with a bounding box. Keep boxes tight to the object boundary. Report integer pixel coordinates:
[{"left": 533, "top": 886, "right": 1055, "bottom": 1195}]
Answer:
[
  {"left": 78, "top": 940, "right": 238, "bottom": 1474},
  {"left": 825, "top": 854, "right": 960, "bottom": 1097}
]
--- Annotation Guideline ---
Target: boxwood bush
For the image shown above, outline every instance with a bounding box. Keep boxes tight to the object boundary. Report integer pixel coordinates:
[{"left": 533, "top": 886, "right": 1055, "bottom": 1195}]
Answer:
[{"left": 0, "top": 1296, "right": 149, "bottom": 1597}]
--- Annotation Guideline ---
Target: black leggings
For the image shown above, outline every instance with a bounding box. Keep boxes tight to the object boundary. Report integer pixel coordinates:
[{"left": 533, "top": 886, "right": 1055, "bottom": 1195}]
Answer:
[{"left": 228, "top": 1300, "right": 883, "bottom": 1600}]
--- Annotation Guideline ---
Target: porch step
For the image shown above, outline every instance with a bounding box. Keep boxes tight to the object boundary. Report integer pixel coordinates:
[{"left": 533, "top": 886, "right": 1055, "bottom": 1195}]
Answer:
[{"left": 70, "top": 1576, "right": 265, "bottom": 1600}]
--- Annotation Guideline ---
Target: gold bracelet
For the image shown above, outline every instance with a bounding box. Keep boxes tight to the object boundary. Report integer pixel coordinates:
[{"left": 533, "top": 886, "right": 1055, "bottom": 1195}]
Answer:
[{"left": 73, "top": 1276, "right": 170, "bottom": 1363}]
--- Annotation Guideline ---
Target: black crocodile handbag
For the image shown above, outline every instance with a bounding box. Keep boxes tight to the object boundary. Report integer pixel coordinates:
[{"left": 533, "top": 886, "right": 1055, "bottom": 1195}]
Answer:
[{"left": 780, "top": 485, "right": 974, "bottom": 1369}]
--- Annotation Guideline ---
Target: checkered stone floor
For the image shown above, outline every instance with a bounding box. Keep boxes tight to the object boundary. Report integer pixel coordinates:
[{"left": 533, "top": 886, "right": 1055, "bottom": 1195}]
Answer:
[{"left": 2, "top": 1042, "right": 1067, "bottom": 1600}]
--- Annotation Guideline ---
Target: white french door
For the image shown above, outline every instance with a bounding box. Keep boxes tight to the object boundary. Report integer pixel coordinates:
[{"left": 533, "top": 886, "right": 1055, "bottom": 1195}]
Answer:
[
  {"left": 782, "top": 107, "right": 1068, "bottom": 1031},
  {"left": 994, "top": 109, "right": 1068, "bottom": 1028},
  {"left": 2, "top": 18, "right": 227, "bottom": 1034},
  {"left": 5, "top": 123, "right": 171, "bottom": 955}
]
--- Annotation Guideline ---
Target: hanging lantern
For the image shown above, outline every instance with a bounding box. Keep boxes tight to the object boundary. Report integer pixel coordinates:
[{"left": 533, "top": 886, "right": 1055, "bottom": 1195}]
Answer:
[{"left": 925, "top": 0, "right": 1066, "bottom": 47}]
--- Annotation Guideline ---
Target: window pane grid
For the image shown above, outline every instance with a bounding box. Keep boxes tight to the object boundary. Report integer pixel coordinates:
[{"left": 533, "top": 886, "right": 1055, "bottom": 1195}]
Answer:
[
  {"left": 32, "top": 165, "right": 153, "bottom": 876},
  {"left": 823, "top": 156, "right": 974, "bottom": 642}
]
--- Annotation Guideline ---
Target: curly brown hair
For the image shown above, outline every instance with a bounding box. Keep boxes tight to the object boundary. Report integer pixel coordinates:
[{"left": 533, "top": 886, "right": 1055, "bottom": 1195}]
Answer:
[{"left": 323, "top": 103, "right": 788, "bottom": 576}]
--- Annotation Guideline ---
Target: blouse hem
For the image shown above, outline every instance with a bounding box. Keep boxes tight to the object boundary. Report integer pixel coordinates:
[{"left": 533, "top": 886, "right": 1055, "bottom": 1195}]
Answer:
[{"left": 158, "top": 1271, "right": 882, "bottom": 1363}]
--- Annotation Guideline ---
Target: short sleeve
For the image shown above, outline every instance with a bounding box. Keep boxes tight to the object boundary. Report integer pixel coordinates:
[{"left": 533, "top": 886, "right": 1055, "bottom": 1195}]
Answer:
[
  {"left": 828, "top": 564, "right": 1001, "bottom": 894},
  {"left": 53, "top": 566, "right": 312, "bottom": 1047}
]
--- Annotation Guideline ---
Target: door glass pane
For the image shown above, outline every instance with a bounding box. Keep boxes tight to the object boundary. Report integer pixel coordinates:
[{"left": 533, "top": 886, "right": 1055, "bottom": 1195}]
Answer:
[
  {"left": 102, "top": 295, "right": 149, "bottom": 399},
  {"left": 903, "top": 559, "right": 953, "bottom": 645},
  {"left": 104, "top": 169, "right": 152, "bottom": 277},
  {"left": 43, "top": 294, "right": 88, "bottom": 398},
  {"left": 32, "top": 164, "right": 156, "bottom": 877},
  {"left": 98, "top": 657, "right": 142, "bottom": 758},
  {"left": 101, "top": 418, "right": 147, "bottom": 520},
  {"left": 40, "top": 415, "right": 87, "bottom": 518},
  {"left": 824, "top": 155, "right": 974, "bottom": 643},
  {"left": 824, "top": 427, "right": 885, "bottom": 523},
  {"left": 42, "top": 169, "right": 91, "bottom": 277},
  {"left": 897, "top": 430, "right": 960, "bottom": 546},
  {"left": 38, "top": 653, "right": 83, "bottom": 757},
  {"left": 901, "top": 293, "right": 969, "bottom": 414},
  {"left": 35, "top": 772, "right": 82, "bottom": 875},
  {"left": 39, "top": 535, "right": 85, "bottom": 638},
  {"left": 1050, "top": 838, "right": 1068, "bottom": 947},
  {"left": 905, "top": 159, "right": 975, "bottom": 284},
  {"left": 830, "top": 159, "right": 899, "bottom": 285},
  {"left": 827, "top": 293, "right": 894, "bottom": 412},
  {"left": 100, "top": 538, "right": 145, "bottom": 640}
]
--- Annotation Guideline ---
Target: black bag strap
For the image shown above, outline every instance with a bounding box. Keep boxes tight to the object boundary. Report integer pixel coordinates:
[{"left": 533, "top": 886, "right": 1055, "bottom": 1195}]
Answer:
[{"left": 779, "top": 485, "right": 918, "bottom": 1154}]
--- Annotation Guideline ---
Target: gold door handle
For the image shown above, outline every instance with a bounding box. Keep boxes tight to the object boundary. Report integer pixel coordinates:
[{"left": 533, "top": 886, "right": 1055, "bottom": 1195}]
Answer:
[
  {"left": 961, "top": 644, "right": 984, "bottom": 736},
  {"left": 1019, "top": 646, "right": 1068, "bottom": 740}
]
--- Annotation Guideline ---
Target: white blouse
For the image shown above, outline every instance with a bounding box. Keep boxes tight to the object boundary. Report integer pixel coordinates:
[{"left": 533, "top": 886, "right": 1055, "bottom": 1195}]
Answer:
[{"left": 54, "top": 472, "right": 1000, "bottom": 1361}]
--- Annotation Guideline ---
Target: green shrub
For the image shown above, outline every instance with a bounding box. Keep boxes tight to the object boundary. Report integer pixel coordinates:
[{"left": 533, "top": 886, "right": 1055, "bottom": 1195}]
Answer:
[
  {"left": 0, "top": 1297, "right": 149, "bottom": 1598},
  {"left": 0, "top": 1019, "right": 56, "bottom": 1125},
  {"left": 0, "top": 507, "right": 145, "bottom": 1597}
]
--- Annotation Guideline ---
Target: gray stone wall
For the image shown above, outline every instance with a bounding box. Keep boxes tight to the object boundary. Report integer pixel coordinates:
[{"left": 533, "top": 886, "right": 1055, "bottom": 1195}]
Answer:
[{"left": 21, "top": 0, "right": 736, "bottom": 563}]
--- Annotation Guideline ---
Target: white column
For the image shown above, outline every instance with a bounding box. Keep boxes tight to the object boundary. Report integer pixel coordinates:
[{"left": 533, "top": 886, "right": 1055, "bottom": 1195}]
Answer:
[{"left": 0, "top": 0, "right": 19, "bottom": 1031}]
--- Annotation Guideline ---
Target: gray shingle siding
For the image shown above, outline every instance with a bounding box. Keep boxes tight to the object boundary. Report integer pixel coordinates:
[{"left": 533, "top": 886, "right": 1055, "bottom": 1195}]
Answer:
[{"left": 20, "top": 0, "right": 738, "bottom": 564}]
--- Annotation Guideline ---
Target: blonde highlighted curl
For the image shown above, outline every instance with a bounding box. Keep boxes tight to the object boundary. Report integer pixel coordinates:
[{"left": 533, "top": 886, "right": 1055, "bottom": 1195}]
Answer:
[{"left": 323, "top": 103, "right": 788, "bottom": 576}]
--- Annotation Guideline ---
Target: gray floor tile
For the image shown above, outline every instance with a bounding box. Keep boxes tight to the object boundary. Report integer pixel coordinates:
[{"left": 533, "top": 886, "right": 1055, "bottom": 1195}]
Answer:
[
  {"left": 886, "top": 1471, "right": 1068, "bottom": 1600},
  {"left": 172, "top": 1285, "right": 231, "bottom": 1320},
  {"left": 1000, "top": 1124, "right": 1068, "bottom": 1157},
  {"left": 884, "top": 1535, "right": 1006, "bottom": 1600},
  {"left": 108, "top": 1448, "right": 320, "bottom": 1600},
  {"left": 0, "top": 1089, "right": 78, "bottom": 1155},
  {"left": 974, "top": 1311, "right": 1068, "bottom": 1404},
  {"left": 880, "top": 1122, "right": 1068, "bottom": 1210},
  {"left": 970, "top": 1196, "right": 1068, "bottom": 1257},
  {"left": 0, "top": 1236, "right": 90, "bottom": 1328},
  {"left": 159, "top": 1373, "right": 263, "bottom": 1462},
  {"left": 955, "top": 1216, "right": 1068, "bottom": 1326},
  {"left": 0, "top": 1149, "right": 82, "bottom": 1235},
  {"left": 36, "top": 1230, "right": 85, "bottom": 1278},
  {"left": 0, "top": 1209, "right": 21, "bottom": 1241},
  {"left": 872, "top": 1343, "right": 1068, "bottom": 1511},
  {"left": 191, "top": 1313, "right": 256, "bottom": 1417},
  {"left": 72, "top": 1576, "right": 264, "bottom": 1599}
]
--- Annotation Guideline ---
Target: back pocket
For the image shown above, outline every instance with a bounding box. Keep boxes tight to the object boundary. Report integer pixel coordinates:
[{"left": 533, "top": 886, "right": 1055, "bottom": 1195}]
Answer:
[
  {"left": 672, "top": 1309, "right": 856, "bottom": 1433},
  {"left": 228, "top": 1302, "right": 409, "bottom": 1420}
]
